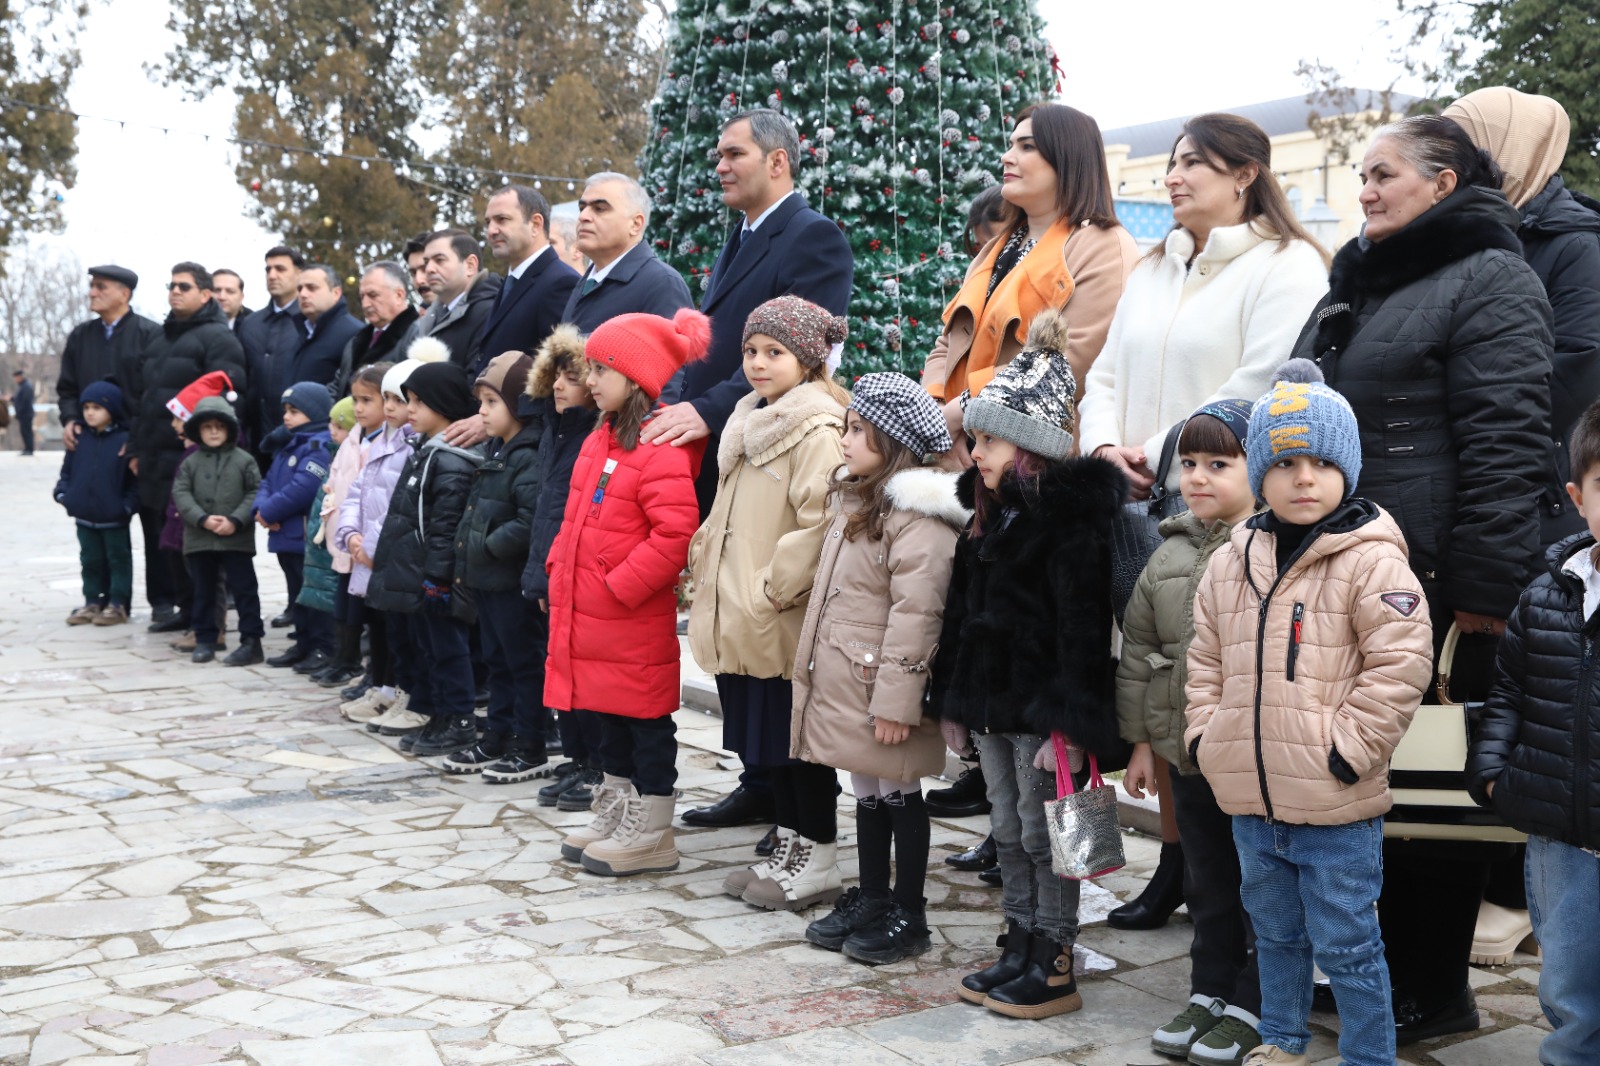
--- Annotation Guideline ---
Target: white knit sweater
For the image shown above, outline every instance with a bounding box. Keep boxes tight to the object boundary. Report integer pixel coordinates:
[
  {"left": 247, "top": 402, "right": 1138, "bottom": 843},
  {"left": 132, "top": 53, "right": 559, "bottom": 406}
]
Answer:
[{"left": 1077, "top": 222, "right": 1329, "bottom": 483}]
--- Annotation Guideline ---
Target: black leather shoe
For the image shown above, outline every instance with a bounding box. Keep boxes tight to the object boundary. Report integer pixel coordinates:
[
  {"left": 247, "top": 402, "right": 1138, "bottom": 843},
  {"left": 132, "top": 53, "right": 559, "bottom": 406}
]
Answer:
[
  {"left": 191, "top": 644, "right": 217, "bottom": 664},
  {"left": 1395, "top": 988, "right": 1478, "bottom": 1046},
  {"left": 266, "top": 645, "right": 309, "bottom": 668},
  {"left": 270, "top": 610, "right": 293, "bottom": 628},
  {"left": 222, "top": 637, "right": 264, "bottom": 667},
  {"left": 959, "top": 919, "right": 1031, "bottom": 1004},
  {"left": 1107, "top": 841, "right": 1185, "bottom": 930},
  {"left": 754, "top": 824, "right": 779, "bottom": 856},
  {"left": 925, "top": 765, "right": 991, "bottom": 817},
  {"left": 979, "top": 866, "right": 1003, "bottom": 887},
  {"left": 148, "top": 612, "right": 191, "bottom": 634},
  {"left": 314, "top": 662, "right": 364, "bottom": 687},
  {"left": 537, "top": 762, "right": 585, "bottom": 806},
  {"left": 341, "top": 678, "right": 372, "bottom": 701},
  {"left": 293, "top": 650, "right": 332, "bottom": 675},
  {"left": 946, "top": 834, "right": 999, "bottom": 871},
  {"left": 681, "top": 786, "right": 774, "bottom": 828}
]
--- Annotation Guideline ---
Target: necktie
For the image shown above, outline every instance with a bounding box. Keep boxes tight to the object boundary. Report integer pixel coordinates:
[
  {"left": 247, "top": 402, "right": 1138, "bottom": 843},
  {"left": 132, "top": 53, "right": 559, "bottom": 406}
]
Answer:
[
  {"left": 495, "top": 271, "right": 517, "bottom": 314},
  {"left": 370, "top": 326, "right": 384, "bottom": 350},
  {"left": 580, "top": 275, "right": 599, "bottom": 298},
  {"left": 103, "top": 322, "right": 115, "bottom": 341}
]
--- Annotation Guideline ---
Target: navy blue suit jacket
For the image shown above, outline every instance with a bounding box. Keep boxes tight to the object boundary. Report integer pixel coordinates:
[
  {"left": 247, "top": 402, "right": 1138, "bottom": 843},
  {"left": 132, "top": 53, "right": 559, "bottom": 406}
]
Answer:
[
  {"left": 664, "top": 193, "right": 854, "bottom": 434},
  {"left": 471, "top": 249, "right": 580, "bottom": 377},
  {"left": 562, "top": 241, "right": 693, "bottom": 334}
]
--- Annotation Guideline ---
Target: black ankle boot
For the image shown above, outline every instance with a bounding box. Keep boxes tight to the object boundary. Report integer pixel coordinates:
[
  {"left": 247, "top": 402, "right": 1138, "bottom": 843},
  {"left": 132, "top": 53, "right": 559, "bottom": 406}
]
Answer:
[
  {"left": 1107, "top": 841, "right": 1185, "bottom": 930},
  {"left": 982, "top": 936, "right": 1082, "bottom": 1019},
  {"left": 959, "top": 919, "right": 1031, "bottom": 1004}
]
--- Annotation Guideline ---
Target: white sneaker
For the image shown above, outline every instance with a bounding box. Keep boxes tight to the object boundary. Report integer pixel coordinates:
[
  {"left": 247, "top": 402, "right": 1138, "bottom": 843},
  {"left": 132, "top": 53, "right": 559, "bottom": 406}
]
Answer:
[
  {"left": 367, "top": 693, "right": 426, "bottom": 735},
  {"left": 723, "top": 829, "right": 794, "bottom": 897},
  {"left": 340, "top": 689, "right": 391, "bottom": 722},
  {"left": 742, "top": 836, "right": 843, "bottom": 911}
]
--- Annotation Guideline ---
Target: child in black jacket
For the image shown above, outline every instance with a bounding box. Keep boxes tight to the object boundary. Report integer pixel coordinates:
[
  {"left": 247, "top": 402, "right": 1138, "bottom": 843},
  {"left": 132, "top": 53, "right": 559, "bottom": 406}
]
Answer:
[
  {"left": 365, "top": 362, "right": 484, "bottom": 756},
  {"left": 1470, "top": 400, "right": 1600, "bottom": 1066},
  {"left": 55, "top": 380, "right": 139, "bottom": 626},
  {"left": 442, "top": 351, "right": 547, "bottom": 783},
  {"left": 519, "top": 326, "right": 602, "bottom": 809}
]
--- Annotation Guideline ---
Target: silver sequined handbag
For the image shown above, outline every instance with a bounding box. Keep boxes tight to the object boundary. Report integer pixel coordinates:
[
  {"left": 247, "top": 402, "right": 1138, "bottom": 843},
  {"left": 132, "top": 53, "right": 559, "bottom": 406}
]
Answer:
[{"left": 1044, "top": 734, "right": 1126, "bottom": 880}]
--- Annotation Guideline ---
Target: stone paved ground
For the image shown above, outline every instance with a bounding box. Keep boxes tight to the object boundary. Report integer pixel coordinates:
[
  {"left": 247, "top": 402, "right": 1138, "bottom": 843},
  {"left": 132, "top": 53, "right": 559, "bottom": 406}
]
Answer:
[{"left": 0, "top": 451, "right": 1547, "bottom": 1065}]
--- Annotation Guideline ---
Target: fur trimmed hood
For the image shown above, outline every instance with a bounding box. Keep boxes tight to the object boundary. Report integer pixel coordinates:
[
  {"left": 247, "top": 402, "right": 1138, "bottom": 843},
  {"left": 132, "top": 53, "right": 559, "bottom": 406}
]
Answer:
[
  {"left": 527, "top": 323, "right": 591, "bottom": 399},
  {"left": 718, "top": 379, "right": 846, "bottom": 471},
  {"left": 883, "top": 467, "right": 971, "bottom": 528}
]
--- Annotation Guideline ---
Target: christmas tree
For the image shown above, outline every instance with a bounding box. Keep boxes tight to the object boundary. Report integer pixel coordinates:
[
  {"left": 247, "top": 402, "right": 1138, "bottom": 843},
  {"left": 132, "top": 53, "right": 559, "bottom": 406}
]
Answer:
[{"left": 639, "top": 0, "right": 1059, "bottom": 378}]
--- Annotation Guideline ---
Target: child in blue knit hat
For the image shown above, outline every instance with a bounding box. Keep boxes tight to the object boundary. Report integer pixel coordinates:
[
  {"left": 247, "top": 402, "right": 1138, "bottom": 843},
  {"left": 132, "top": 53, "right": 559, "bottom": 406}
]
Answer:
[
  {"left": 255, "top": 381, "right": 335, "bottom": 672},
  {"left": 1185, "top": 359, "right": 1434, "bottom": 1066},
  {"left": 55, "top": 379, "right": 140, "bottom": 627}
]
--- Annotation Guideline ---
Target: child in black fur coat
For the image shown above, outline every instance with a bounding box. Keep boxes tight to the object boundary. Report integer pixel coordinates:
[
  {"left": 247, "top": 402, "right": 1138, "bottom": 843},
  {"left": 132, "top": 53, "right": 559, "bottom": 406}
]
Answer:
[{"left": 930, "top": 310, "right": 1127, "bottom": 1021}]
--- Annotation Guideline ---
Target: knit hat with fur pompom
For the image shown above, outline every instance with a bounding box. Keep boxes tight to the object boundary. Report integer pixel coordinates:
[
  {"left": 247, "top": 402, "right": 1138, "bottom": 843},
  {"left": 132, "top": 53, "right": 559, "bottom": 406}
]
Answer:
[
  {"left": 742, "top": 295, "right": 848, "bottom": 370},
  {"left": 962, "top": 309, "right": 1077, "bottom": 461}
]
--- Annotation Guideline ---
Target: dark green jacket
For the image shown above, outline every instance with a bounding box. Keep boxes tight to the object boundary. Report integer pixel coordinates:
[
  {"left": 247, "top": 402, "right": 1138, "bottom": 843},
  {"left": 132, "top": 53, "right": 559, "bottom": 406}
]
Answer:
[
  {"left": 457, "top": 422, "right": 541, "bottom": 593},
  {"left": 171, "top": 396, "right": 260, "bottom": 554}
]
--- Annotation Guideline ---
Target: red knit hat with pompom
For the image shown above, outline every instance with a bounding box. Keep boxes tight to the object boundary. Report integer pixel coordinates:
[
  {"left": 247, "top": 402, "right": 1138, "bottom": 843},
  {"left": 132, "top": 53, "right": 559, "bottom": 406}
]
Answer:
[{"left": 584, "top": 308, "right": 712, "bottom": 399}]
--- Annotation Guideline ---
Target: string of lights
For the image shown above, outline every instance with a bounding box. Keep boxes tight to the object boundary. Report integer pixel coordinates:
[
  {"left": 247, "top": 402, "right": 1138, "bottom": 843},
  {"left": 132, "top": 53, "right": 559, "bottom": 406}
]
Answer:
[{"left": 0, "top": 96, "right": 588, "bottom": 191}]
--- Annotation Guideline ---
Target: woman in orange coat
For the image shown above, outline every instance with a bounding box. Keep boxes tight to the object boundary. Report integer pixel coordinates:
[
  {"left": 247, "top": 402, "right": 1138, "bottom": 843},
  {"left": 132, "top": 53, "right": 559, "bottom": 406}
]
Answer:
[{"left": 922, "top": 102, "right": 1139, "bottom": 463}]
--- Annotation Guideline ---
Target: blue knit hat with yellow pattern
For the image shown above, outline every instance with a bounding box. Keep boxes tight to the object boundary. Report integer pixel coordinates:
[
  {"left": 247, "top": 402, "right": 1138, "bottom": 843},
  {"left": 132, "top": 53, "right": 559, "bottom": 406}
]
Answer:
[{"left": 1246, "top": 359, "right": 1361, "bottom": 498}]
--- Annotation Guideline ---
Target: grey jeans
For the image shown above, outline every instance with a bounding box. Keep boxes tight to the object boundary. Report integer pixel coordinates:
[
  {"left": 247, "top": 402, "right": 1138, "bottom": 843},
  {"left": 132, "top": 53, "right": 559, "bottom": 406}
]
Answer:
[{"left": 976, "top": 731, "right": 1081, "bottom": 945}]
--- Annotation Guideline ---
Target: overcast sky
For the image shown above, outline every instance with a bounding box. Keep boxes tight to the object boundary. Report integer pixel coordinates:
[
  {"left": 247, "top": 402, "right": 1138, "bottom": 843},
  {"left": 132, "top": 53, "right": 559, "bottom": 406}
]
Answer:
[{"left": 37, "top": 0, "right": 1429, "bottom": 320}]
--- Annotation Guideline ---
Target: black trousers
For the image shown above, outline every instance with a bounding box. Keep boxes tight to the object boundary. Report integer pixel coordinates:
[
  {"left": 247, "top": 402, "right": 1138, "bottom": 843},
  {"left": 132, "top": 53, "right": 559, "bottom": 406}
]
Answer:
[
  {"left": 277, "top": 552, "right": 332, "bottom": 654},
  {"left": 136, "top": 502, "right": 177, "bottom": 610},
  {"left": 477, "top": 589, "right": 546, "bottom": 754},
  {"left": 1169, "top": 764, "right": 1260, "bottom": 1013},
  {"left": 387, "top": 611, "right": 420, "bottom": 700},
  {"left": 18, "top": 416, "right": 33, "bottom": 454},
  {"left": 411, "top": 610, "right": 473, "bottom": 719},
  {"left": 772, "top": 761, "right": 839, "bottom": 844},
  {"left": 189, "top": 551, "right": 263, "bottom": 645},
  {"left": 596, "top": 712, "right": 678, "bottom": 796}
]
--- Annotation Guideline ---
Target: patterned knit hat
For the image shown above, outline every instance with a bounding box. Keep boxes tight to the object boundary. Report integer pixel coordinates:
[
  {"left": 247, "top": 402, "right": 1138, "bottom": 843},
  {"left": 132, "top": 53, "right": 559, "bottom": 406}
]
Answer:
[
  {"left": 475, "top": 351, "right": 533, "bottom": 405},
  {"left": 1184, "top": 397, "right": 1253, "bottom": 452},
  {"left": 585, "top": 308, "right": 712, "bottom": 399},
  {"left": 1246, "top": 359, "right": 1361, "bottom": 498},
  {"left": 850, "top": 373, "right": 952, "bottom": 458},
  {"left": 329, "top": 396, "right": 356, "bottom": 431},
  {"left": 962, "top": 309, "right": 1077, "bottom": 461},
  {"left": 167, "top": 371, "right": 237, "bottom": 422},
  {"left": 743, "top": 295, "right": 848, "bottom": 370}
]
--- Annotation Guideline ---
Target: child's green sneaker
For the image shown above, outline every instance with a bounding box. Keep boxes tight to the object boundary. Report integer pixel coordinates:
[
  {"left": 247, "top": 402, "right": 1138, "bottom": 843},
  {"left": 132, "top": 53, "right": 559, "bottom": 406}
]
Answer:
[
  {"left": 1188, "top": 1008, "right": 1263, "bottom": 1066},
  {"left": 1151, "top": 994, "right": 1225, "bottom": 1058}
]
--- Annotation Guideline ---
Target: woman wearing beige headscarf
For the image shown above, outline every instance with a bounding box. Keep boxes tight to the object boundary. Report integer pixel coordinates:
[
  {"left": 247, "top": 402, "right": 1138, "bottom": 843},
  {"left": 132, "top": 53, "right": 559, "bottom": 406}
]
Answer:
[{"left": 1447, "top": 87, "right": 1600, "bottom": 548}]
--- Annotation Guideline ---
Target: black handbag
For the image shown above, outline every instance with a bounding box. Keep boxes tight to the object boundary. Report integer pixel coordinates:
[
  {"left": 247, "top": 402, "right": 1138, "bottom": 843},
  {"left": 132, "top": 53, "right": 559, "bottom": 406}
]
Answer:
[{"left": 1109, "top": 422, "right": 1185, "bottom": 623}]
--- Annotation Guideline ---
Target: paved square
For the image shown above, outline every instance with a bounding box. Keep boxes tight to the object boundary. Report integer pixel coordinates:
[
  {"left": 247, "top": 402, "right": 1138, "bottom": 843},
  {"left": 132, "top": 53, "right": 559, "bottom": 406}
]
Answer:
[{"left": 0, "top": 453, "right": 1544, "bottom": 1063}]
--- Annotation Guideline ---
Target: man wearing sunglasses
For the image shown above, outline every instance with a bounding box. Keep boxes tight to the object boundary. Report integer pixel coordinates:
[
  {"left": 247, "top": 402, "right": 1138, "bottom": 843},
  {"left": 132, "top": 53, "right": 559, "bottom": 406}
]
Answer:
[{"left": 131, "top": 262, "right": 249, "bottom": 631}]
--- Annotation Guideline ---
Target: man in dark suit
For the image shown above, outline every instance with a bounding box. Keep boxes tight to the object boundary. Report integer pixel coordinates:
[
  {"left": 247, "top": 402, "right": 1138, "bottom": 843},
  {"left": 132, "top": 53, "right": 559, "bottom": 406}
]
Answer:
[
  {"left": 238, "top": 246, "right": 306, "bottom": 459},
  {"left": 641, "top": 108, "right": 854, "bottom": 836},
  {"left": 563, "top": 172, "right": 692, "bottom": 334},
  {"left": 404, "top": 230, "right": 501, "bottom": 371},
  {"left": 57, "top": 265, "right": 160, "bottom": 453},
  {"left": 471, "top": 184, "right": 579, "bottom": 379},
  {"left": 644, "top": 107, "right": 854, "bottom": 516},
  {"left": 332, "top": 261, "right": 420, "bottom": 396},
  {"left": 259, "top": 264, "right": 360, "bottom": 452},
  {"left": 212, "top": 269, "right": 251, "bottom": 333}
]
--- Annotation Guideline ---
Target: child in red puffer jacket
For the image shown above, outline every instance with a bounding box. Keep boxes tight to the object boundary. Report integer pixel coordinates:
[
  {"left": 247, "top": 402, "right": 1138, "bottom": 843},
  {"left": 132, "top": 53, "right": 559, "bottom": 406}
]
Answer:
[{"left": 545, "top": 309, "right": 708, "bottom": 879}]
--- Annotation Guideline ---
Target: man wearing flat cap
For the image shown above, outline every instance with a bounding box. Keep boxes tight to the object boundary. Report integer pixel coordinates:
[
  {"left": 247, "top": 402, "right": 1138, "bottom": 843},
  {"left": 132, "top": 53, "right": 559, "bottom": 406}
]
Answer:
[{"left": 56, "top": 265, "right": 160, "bottom": 451}]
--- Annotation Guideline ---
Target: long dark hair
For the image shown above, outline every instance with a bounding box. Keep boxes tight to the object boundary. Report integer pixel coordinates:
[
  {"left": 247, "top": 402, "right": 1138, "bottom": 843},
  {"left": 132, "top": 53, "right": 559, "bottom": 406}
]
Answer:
[
  {"left": 601, "top": 383, "right": 654, "bottom": 451},
  {"left": 969, "top": 447, "right": 1052, "bottom": 537},
  {"left": 1153, "top": 112, "right": 1330, "bottom": 267},
  {"left": 964, "top": 185, "right": 1009, "bottom": 255},
  {"left": 834, "top": 417, "right": 924, "bottom": 542},
  {"left": 1000, "top": 102, "right": 1119, "bottom": 231}
]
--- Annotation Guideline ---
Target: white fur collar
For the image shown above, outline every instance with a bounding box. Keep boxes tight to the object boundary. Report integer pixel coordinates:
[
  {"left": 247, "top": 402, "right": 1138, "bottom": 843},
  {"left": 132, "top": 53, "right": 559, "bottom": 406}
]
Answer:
[
  {"left": 718, "top": 380, "right": 846, "bottom": 471},
  {"left": 883, "top": 467, "right": 970, "bottom": 529}
]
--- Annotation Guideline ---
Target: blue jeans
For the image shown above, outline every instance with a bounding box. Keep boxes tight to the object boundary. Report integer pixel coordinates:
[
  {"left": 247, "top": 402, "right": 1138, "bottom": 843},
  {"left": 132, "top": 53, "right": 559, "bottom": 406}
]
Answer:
[
  {"left": 1232, "top": 815, "right": 1392, "bottom": 1066},
  {"left": 1526, "top": 834, "right": 1600, "bottom": 1065},
  {"left": 976, "top": 732, "right": 1080, "bottom": 945}
]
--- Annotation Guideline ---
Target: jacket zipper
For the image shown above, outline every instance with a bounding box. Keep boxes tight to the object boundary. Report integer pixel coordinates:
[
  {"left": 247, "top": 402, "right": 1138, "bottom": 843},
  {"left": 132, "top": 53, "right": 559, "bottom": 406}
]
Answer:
[
  {"left": 1286, "top": 602, "right": 1304, "bottom": 682},
  {"left": 1248, "top": 537, "right": 1316, "bottom": 823},
  {"left": 1578, "top": 636, "right": 1595, "bottom": 847}
]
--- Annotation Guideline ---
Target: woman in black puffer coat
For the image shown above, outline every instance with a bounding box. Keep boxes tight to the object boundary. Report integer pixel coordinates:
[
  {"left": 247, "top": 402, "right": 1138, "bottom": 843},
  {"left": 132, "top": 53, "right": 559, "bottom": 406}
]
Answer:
[
  {"left": 1290, "top": 114, "right": 1555, "bottom": 1044},
  {"left": 1445, "top": 87, "right": 1600, "bottom": 547}
]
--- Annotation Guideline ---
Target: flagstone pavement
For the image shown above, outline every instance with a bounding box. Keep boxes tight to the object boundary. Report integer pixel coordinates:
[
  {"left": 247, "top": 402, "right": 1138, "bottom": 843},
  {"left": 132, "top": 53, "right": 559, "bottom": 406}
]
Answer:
[{"left": 0, "top": 451, "right": 1546, "bottom": 1065}]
